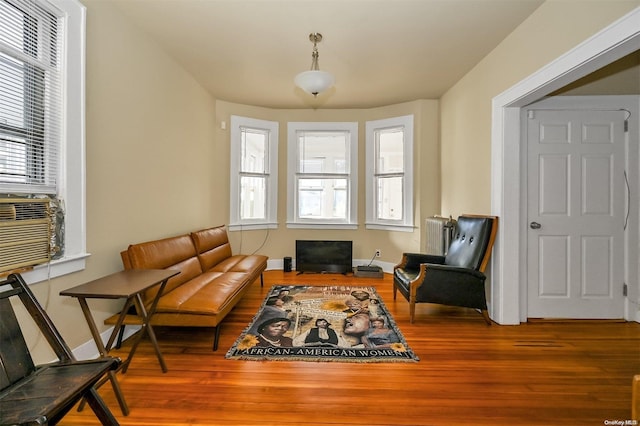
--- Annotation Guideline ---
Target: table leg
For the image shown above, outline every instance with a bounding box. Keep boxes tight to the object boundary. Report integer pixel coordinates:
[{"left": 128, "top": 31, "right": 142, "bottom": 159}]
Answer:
[
  {"left": 135, "top": 293, "right": 168, "bottom": 373},
  {"left": 104, "top": 298, "right": 135, "bottom": 352},
  {"left": 76, "top": 298, "right": 130, "bottom": 416},
  {"left": 105, "top": 370, "right": 129, "bottom": 416},
  {"left": 121, "top": 292, "right": 167, "bottom": 374}
]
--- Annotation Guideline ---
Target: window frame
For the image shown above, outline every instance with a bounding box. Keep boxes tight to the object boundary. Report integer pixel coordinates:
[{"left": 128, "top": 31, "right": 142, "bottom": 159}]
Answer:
[
  {"left": 3, "top": 0, "right": 88, "bottom": 283},
  {"left": 287, "top": 121, "right": 358, "bottom": 229},
  {"left": 229, "top": 115, "right": 279, "bottom": 231},
  {"left": 0, "top": 0, "right": 56, "bottom": 193},
  {"left": 365, "top": 114, "right": 414, "bottom": 232}
]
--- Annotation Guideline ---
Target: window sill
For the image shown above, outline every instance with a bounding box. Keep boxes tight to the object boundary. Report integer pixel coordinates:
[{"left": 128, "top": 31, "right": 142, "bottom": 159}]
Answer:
[
  {"left": 286, "top": 222, "right": 358, "bottom": 230},
  {"left": 228, "top": 222, "right": 278, "bottom": 231},
  {"left": 365, "top": 223, "right": 415, "bottom": 232},
  {"left": 21, "top": 253, "right": 90, "bottom": 284}
]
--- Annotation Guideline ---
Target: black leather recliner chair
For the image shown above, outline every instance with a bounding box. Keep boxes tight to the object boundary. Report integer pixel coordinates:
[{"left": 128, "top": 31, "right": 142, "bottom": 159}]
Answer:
[{"left": 393, "top": 215, "right": 498, "bottom": 324}]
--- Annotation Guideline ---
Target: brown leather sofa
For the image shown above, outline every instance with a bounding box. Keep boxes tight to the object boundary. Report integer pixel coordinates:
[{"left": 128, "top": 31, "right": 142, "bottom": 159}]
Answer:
[{"left": 105, "top": 225, "right": 268, "bottom": 350}]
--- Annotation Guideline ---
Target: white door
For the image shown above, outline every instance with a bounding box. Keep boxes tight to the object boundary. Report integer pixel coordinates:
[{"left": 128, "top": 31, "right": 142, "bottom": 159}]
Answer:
[{"left": 527, "top": 109, "right": 626, "bottom": 319}]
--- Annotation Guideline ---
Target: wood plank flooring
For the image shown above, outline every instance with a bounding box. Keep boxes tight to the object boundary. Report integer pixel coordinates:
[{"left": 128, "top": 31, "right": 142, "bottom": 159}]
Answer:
[{"left": 59, "top": 270, "right": 640, "bottom": 426}]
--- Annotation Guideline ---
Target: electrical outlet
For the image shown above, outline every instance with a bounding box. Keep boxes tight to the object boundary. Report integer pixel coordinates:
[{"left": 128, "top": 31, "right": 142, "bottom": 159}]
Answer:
[{"left": 375, "top": 249, "right": 381, "bottom": 257}]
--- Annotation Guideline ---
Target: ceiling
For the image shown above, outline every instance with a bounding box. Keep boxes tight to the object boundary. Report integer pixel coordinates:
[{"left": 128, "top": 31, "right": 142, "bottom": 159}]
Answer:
[{"left": 107, "top": 0, "right": 545, "bottom": 109}]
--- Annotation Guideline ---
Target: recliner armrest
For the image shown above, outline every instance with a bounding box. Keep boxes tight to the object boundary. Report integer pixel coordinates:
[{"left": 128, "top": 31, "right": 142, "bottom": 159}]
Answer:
[
  {"left": 411, "top": 263, "right": 489, "bottom": 311},
  {"left": 423, "top": 263, "right": 486, "bottom": 280},
  {"left": 397, "top": 252, "right": 445, "bottom": 271},
  {"left": 408, "top": 263, "right": 486, "bottom": 290}
]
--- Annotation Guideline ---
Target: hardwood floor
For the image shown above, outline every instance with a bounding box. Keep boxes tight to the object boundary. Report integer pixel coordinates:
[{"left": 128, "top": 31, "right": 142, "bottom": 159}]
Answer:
[{"left": 59, "top": 270, "right": 640, "bottom": 426}]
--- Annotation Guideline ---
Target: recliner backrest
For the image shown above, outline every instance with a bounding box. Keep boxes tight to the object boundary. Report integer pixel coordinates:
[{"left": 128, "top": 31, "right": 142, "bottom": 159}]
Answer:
[{"left": 444, "top": 216, "right": 495, "bottom": 271}]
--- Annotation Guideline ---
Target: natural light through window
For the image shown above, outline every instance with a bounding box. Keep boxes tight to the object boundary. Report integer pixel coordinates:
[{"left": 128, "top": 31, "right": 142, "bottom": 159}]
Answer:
[
  {"left": 298, "top": 132, "right": 347, "bottom": 220},
  {"left": 287, "top": 122, "right": 357, "bottom": 229},
  {"left": 376, "top": 128, "right": 404, "bottom": 220},
  {"left": 240, "top": 127, "right": 267, "bottom": 220},
  {"left": 230, "top": 116, "right": 278, "bottom": 230},
  {"left": 366, "top": 115, "right": 413, "bottom": 231}
]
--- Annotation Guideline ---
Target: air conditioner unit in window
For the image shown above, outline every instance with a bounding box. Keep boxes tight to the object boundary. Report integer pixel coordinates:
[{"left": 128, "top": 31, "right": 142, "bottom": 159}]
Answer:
[{"left": 0, "top": 199, "right": 51, "bottom": 273}]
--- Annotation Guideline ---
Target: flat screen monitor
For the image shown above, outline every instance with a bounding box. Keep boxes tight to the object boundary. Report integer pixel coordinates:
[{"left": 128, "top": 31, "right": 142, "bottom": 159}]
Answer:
[{"left": 295, "top": 240, "right": 353, "bottom": 274}]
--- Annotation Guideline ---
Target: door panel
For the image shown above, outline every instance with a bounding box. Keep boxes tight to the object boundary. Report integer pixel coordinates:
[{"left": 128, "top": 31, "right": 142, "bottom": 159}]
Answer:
[
  {"left": 538, "top": 236, "right": 568, "bottom": 297},
  {"left": 539, "top": 155, "right": 568, "bottom": 215},
  {"left": 581, "top": 236, "right": 612, "bottom": 297},
  {"left": 527, "top": 109, "right": 625, "bottom": 319}
]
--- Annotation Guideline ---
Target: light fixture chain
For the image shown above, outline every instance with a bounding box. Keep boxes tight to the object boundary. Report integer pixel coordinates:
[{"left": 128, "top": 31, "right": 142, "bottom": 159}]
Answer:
[{"left": 311, "top": 44, "right": 319, "bottom": 71}]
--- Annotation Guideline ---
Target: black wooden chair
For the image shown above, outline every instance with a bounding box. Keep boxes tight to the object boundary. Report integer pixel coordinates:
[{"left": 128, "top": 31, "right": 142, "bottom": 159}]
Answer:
[
  {"left": 0, "top": 273, "right": 121, "bottom": 425},
  {"left": 393, "top": 215, "right": 498, "bottom": 324}
]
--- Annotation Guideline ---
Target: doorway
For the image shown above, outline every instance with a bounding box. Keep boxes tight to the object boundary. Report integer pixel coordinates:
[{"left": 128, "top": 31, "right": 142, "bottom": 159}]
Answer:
[{"left": 490, "top": 8, "right": 640, "bottom": 325}]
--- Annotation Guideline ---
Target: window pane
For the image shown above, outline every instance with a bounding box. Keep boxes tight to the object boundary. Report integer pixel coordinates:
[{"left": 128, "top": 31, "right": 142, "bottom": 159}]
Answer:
[
  {"left": 0, "top": 54, "right": 25, "bottom": 128},
  {"left": 298, "top": 131, "right": 347, "bottom": 173},
  {"left": 240, "top": 176, "right": 266, "bottom": 220},
  {"left": 0, "top": 0, "right": 59, "bottom": 194},
  {"left": 299, "top": 189, "right": 321, "bottom": 217},
  {"left": 333, "top": 188, "right": 346, "bottom": 218},
  {"left": 0, "top": 1, "right": 26, "bottom": 53},
  {"left": 241, "top": 128, "right": 267, "bottom": 173},
  {"left": 298, "top": 177, "right": 347, "bottom": 219},
  {"left": 377, "top": 176, "right": 403, "bottom": 220},
  {"left": 0, "top": 136, "right": 26, "bottom": 183},
  {"left": 376, "top": 128, "right": 404, "bottom": 174}
]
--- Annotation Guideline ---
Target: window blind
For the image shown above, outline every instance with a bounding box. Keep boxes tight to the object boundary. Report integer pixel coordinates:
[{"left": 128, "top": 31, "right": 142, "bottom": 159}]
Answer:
[{"left": 0, "top": 0, "right": 62, "bottom": 195}]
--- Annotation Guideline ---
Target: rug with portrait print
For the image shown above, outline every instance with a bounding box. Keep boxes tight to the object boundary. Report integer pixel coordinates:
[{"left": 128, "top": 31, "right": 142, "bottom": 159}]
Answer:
[{"left": 225, "top": 285, "right": 419, "bottom": 363}]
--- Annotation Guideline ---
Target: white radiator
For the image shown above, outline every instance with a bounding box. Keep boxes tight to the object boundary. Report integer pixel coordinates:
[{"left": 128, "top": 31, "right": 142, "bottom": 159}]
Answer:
[
  {"left": 0, "top": 199, "right": 51, "bottom": 273},
  {"left": 424, "top": 216, "right": 456, "bottom": 256}
]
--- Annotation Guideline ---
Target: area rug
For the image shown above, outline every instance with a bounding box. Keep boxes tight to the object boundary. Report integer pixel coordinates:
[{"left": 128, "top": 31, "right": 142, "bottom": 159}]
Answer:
[{"left": 226, "top": 285, "right": 418, "bottom": 363}]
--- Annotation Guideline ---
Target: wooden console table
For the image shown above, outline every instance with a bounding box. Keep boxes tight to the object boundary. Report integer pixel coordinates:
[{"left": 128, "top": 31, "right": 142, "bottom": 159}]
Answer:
[{"left": 60, "top": 269, "right": 179, "bottom": 415}]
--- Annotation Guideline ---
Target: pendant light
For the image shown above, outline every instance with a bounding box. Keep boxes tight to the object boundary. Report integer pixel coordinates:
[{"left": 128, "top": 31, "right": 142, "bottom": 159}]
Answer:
[{"left": 294, "top": 33, "right": 335, "bottom": 96}]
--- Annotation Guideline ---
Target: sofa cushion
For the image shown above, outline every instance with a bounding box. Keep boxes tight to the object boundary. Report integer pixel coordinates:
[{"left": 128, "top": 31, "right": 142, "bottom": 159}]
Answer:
[
  {"left": 191, "top": 226, "right": 233, "bottom": 271},
  {"left": 126, "top": 234, "right": 203, "bottom": 303},
  {"left": 192, "top": 226, "right": 268, "bottom": 277},
  {"left": 156, "top": 271, "right": 250, "bottom": 315},
  {"left": 128, "top": 234, "right": 198, "bottom": 270},
  {"left": 211, "top": 255, "right": 268, "bottom": 275}
]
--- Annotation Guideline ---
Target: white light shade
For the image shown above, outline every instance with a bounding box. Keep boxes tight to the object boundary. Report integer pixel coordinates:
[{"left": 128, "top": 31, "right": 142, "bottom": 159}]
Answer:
[{"left": 294, "top": 70, "right": 335, "bottom": 96}]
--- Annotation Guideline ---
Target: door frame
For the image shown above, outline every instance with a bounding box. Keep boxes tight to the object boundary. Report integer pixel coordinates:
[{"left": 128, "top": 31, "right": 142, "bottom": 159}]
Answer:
[{"left": 490, "top": 7, "right": 640, "bottom": 324}]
